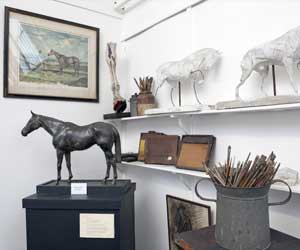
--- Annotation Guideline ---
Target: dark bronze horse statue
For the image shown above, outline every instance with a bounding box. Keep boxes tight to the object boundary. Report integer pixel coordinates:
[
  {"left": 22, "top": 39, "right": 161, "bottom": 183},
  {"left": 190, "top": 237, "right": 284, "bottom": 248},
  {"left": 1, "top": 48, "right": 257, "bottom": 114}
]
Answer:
[
  {"left": 21, "top": 112, "right": 121, "bottom": 185},
  {"left": 48, "top": 49, "right": 80, "bottom": 76}
]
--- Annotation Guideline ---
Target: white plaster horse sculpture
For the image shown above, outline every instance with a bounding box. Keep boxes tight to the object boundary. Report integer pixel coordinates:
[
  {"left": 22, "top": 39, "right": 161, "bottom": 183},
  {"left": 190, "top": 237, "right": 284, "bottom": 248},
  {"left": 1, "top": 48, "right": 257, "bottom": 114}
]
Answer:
[
  {"left": 156, "top": 48, "right": 221, "bottom": 105},
  {"left": 236, "top": 26, "right": 300, "bottom": 99}
]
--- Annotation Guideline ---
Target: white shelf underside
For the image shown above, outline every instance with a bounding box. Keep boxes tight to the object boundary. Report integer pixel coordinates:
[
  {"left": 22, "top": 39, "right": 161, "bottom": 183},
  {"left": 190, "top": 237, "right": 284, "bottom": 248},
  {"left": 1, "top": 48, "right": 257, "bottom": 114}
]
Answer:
[
  {"left": 110, "top": 102, "right": 300, "bottom": 122},
  {"left": 121, "top": 161, "right": 300, "bottom": 194},
  {"left": 116, "top": 103, "right": 300, "bottom": 194}
]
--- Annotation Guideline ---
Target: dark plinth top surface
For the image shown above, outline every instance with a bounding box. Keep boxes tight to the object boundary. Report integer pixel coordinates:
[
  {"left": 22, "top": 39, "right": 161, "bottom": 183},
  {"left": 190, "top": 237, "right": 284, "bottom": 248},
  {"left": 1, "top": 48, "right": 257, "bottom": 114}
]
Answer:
[
  {"left": 43, "top": 179, "right": 130, "bottom": 187},
  {"left": 23, "top": 180, "right": 135, "bottom": 210},
  {"left": 175, "top": 226, "right": 300, "bottom": 250},
  {"left": 37, "top": 179, "right": 133, "bottom": 196}
]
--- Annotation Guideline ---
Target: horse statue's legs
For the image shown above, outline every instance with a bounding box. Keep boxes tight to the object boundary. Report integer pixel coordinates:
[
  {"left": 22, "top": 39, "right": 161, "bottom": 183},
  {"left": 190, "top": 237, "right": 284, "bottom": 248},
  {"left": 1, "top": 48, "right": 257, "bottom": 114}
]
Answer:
[
  {"left": 65, "top": 152, "right": 73, "bottom": 183},
  {"left": 235, "top": 69, "right": 253, "bottom": 99},
  {"left": 283, "top": 59, "right": 299, "bottom": 94},
  {"left": 154, "top": 77, "right": 166, "bottom": 97},
  {"left": 257, "top": 65, "right": 269, "bottom": 96},
  {"left": 170, "top": 87, "right": 176, "bottom": 106},
  {"left": 235, "top": 81, "right": 245, "bottom": 100},
  {"left": 112, "top": 161, "right": 118, "bottom": 184},
  {"left": 56, "top": 150, "right": 64, "bottom": 185},
  {"left": 260, "top": 74, "right": 268, "bottom": 96},
  {"left": 193, "top": 80, "right": 205, "bottom": 105},
  {"left": 104, "top": 153, "right": 111, "bottom": 183},
  {"left": 102, "top": 147, "right": 117, "bottom": 185}
]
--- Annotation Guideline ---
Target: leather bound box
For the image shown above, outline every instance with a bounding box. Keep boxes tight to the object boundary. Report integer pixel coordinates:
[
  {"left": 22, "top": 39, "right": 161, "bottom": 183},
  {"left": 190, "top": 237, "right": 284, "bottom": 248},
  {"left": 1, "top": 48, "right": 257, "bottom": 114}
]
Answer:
[
  {"left": 176, "top": 135, "right": 216, "bottom": 171},
  {"left": 138, "top": 131, "right": 164, "bottom": 161},
  {"left": 144, "top": 135, "right": 180, "bottom": 165}
]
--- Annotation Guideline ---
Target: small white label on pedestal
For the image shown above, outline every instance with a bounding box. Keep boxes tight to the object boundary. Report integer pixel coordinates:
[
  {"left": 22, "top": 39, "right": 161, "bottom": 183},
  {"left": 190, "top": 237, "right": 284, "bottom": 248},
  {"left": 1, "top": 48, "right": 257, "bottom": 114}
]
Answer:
[
  {"left": 80, "top": 214, "right": 115, "bottom": 238},
  {"left": 71, "top": 183, "right": 87, "bottom": 195}
]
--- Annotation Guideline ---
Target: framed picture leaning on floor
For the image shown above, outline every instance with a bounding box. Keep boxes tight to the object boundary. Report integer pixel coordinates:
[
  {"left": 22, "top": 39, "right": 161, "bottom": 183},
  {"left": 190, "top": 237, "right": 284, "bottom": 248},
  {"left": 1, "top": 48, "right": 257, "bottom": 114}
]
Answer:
[
  {"left": 166, "top": 195, "right": 212, "bottom": 250},
  {"left": 3, "top": 7, "right": 99, "bottom": 102}
]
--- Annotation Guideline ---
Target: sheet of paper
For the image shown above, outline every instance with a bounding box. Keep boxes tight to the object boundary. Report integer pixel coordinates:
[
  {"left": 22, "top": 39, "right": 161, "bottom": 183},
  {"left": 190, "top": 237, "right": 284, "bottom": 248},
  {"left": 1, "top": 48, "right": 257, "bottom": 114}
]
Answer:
[
  {"left": 80, "top": 214, "right": 115, "bottom": 239},
  {"left": 71, "top": 183, "right": 87, "bottom": 195}
]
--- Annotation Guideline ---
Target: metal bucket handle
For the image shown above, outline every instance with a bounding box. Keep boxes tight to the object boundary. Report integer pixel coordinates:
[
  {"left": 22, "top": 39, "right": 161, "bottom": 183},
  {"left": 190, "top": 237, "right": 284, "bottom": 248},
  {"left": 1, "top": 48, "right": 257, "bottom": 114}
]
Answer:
[
  {"left": 268, "top": 179, "right": 292, "bottom": 206},
  {"left": 195, "top": 178, "right": 293, "bottom": 205},
  {"left": 195, "top": 179, "right": 217, "bottom": 202}
]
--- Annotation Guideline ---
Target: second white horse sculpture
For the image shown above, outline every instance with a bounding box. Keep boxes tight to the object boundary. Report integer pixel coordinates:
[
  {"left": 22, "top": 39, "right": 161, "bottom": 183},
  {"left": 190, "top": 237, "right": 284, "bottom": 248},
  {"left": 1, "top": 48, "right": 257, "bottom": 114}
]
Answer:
[
  {"left": 236, "top": 26, "right": 300, "bottom": 99},
  {"left": 156, "top": 48, "right": 221, "bottom": 105}
]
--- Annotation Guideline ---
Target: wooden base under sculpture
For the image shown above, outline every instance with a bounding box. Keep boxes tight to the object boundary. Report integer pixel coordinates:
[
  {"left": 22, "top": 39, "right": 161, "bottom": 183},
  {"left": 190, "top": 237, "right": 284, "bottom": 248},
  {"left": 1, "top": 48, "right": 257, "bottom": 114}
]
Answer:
[
  {"left": 144, "top": 104, "right": 211, "bottom": 115},
  {"left": 216, "top": 95, "right": 300, "bottom": 110}
]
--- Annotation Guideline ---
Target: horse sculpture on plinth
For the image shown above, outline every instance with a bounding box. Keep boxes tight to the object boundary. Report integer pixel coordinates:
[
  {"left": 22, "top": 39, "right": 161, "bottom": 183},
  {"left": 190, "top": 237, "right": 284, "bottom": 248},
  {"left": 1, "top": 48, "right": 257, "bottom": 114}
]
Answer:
[
  {"left": 21, "top": 112, "right": 121, "bottom": 185},
  {"left": 48, "top": 49, "right": 80, "bottom": 76},
  {"left": 236, "top": 26, "right": 300, "bottom": 99}
]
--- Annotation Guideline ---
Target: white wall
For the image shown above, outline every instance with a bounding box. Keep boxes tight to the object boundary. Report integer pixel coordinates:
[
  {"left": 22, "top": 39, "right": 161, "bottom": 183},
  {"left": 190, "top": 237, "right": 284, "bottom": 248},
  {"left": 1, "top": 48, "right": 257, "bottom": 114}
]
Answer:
[
  {"left": 120, "top": 1, "right": 300, "bottom": 250},
  {"left": 0, "top": 1, "right": 122, "bottom": 249},
  {"left": 1, "top": 1, "right": 300, "bottom": 250}
]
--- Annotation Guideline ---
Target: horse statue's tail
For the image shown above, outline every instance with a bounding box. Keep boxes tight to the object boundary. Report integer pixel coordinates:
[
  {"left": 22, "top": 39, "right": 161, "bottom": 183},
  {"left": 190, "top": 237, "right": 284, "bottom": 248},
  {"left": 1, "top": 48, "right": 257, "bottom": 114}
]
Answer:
[{"left": 113, "top": 127, "right": 122, "bottom": 163}]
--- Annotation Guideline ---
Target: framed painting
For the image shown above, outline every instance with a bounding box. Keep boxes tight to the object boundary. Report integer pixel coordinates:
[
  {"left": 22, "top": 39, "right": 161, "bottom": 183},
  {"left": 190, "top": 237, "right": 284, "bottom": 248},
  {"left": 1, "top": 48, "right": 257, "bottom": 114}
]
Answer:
[
  {"left": 166, "top": 195, "right": 212, "bottom": 250},
  {"left": 3, "top": 7, "right": 99, "bottom": 102}
]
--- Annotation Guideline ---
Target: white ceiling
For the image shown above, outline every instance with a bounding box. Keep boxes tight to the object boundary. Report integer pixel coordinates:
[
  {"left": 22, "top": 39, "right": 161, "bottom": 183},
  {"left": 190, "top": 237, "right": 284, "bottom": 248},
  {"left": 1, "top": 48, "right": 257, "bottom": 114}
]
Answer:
[{"left": 51, "top": 0, "right": 122, "bottom": 18}]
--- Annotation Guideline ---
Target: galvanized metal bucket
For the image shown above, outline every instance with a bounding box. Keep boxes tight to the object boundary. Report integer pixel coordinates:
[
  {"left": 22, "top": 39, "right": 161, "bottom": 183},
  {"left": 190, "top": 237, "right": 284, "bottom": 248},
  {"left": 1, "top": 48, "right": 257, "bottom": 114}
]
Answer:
[{"left": 195, "top": 179, "right": 292, "bottom": 250}]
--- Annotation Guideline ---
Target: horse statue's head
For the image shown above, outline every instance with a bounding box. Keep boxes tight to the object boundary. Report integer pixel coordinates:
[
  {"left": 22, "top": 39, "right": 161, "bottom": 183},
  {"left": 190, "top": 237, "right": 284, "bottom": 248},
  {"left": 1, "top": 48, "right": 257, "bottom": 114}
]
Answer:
[
  {"left": 48, "top": 49, "right": 55, "bottom": 56},
  {"left": 21, "top": 111, "right": 41, "bottom": 137}
]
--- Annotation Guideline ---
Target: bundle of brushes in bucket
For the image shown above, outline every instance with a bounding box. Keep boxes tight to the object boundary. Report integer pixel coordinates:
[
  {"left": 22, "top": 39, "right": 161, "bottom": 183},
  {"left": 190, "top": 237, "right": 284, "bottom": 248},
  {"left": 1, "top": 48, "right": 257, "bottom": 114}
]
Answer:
[
  {"left": 195, "top": 146, "right": 292, "bottom": 250},
  {"left": 204, "top": 146, "right": 280, "bottom": 188}
]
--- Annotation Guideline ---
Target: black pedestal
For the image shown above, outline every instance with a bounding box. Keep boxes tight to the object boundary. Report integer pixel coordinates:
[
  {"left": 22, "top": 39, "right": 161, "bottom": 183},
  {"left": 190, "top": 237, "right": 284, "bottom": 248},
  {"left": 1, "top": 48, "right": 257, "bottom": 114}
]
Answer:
[{"left": 23, "top": 180, "right": 136, "bottom": 250}]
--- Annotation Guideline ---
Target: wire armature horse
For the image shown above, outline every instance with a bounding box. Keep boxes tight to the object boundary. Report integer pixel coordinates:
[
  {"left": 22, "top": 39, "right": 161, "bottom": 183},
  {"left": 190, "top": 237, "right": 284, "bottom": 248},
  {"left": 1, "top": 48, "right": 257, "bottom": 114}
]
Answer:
[
  {"left": 21, "top": 112, "right": 121, "bottom": 185},
  {"left": 48, "top": 49, "right": 80, "bottom": 76},
  {"left": 156, "top": 48, "right": 221, "bottom": 105},
  {"left": 236, "top": 26, "right": 300, "bottom": 99}
]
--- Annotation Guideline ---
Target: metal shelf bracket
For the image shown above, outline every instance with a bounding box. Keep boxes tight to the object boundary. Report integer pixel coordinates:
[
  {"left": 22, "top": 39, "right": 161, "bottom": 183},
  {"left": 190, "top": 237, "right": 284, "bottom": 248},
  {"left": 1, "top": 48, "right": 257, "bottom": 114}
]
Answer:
[
  {"left": 177, "top": 116, "right": 192, "bottom": 135},
  {"left": 169, "top": 115, "right": 193, "bottom": 134},
  {"left": 176, "top": 174, "right": 193, "bottom": 190}
]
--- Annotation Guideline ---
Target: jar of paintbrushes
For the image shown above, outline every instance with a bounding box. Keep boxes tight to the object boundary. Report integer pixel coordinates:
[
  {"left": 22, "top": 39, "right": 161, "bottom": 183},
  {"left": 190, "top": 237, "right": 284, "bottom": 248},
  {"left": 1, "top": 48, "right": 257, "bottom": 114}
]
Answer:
[
  {"left": 195, "top": 146, "right": 292, "bottom": 250},
  {"left": 135, "top": 76, "right": 157, "bottom": 116}
]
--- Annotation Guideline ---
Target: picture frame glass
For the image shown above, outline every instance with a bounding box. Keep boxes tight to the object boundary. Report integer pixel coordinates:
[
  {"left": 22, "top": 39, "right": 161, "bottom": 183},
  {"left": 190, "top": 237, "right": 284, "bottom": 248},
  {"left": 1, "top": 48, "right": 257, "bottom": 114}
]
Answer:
[
  {"left": 4, "top": 8, "right": 99, "bottom": 101},
  {"left": 166, "top": 195, "right": 211, "bottom": 250}
]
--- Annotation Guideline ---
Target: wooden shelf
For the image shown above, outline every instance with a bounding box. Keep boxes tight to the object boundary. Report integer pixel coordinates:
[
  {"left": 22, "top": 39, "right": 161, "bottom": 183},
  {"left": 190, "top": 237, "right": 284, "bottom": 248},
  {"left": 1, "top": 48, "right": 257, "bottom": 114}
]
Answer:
[
  {"left": 108, "top": 103, "right": 300, "bottom": 122},
  {"left": 120, "top": 161, "right": 300, "bottom": 194}
]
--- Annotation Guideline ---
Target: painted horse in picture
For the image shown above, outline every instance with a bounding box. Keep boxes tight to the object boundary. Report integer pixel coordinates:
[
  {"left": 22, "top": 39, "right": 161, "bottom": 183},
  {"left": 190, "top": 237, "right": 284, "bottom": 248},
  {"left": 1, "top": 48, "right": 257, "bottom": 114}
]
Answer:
[
  {"left": 48, "top": 49, "right": 80, "bottom": 76},
  {"left": 21, "top": 112, "right": 122, "bottom": 185}
]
